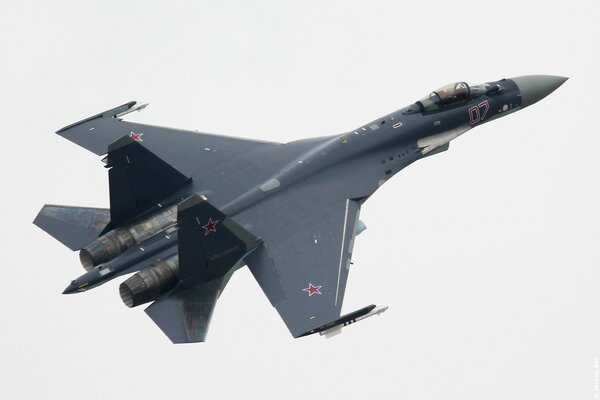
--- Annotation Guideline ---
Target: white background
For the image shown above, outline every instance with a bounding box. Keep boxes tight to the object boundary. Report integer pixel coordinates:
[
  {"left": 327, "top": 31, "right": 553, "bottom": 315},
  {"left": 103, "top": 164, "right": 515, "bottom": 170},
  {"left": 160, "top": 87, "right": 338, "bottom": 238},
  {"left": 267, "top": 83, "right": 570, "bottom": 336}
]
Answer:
[{"left": 1, "top": 1, "right": 598, "bottom": 399}]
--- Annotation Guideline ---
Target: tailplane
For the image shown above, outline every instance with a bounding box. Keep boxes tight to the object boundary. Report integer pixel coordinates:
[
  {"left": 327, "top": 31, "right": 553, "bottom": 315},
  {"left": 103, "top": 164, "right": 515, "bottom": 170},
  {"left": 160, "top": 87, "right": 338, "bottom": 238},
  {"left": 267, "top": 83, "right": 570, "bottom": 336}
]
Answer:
[{"left": 33, "top": 205, "right": 111, "bottom": 251}]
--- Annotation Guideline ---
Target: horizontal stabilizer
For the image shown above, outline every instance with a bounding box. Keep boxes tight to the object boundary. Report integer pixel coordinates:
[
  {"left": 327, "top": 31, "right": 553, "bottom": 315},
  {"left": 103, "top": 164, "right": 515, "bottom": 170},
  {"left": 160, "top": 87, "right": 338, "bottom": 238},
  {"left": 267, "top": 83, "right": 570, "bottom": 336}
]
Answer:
[
  {"left": 33, "top": 205, "right": 110, "bottom": 250},
  {"left": 145, "top": 277, "right": 227, "bottom": 343},
  {"left": 106, "top": 136, "right": 191, "bottom": 226}
]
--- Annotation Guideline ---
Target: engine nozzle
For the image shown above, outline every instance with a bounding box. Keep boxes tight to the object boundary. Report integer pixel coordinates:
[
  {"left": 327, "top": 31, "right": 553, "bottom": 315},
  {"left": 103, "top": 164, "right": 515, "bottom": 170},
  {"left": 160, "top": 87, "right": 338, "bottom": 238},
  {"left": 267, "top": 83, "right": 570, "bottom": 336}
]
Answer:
[
  {"left": 119, "top": 255, "right": 179, "bottom": 308},
  {"left": 79, "top": 207, "right": 176, "bottom": 271}
]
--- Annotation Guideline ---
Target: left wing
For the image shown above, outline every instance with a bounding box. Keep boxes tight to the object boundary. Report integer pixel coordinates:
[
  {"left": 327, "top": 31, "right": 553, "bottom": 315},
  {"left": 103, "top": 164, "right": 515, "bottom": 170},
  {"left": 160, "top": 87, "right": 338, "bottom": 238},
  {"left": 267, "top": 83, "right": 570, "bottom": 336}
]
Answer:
[
  {"left": 245, "top": 198, "right": 362, "bottom": 337},
  {"left": 238, "top": 143, "right": 408, "bottom": 338}
]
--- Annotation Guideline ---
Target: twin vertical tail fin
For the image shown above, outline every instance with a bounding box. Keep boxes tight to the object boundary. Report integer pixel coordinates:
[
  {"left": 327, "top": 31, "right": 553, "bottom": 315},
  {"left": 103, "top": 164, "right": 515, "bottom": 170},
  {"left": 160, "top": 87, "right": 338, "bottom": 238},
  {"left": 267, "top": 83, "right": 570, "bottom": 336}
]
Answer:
[
  {"left": 105, "top": 135, "right": 191, "bottom": 227},
  {"left": 34, "top": 134, "right": 192, "bottom": 252},
  {"left": 34, "top": 132, "right": 257, "bottom": 343},
  {"left": 176, "top": 195, "right": 262, "bottom": 282},
  {"left": 144, "top": 195, "right": 262, "bottom": 343}
]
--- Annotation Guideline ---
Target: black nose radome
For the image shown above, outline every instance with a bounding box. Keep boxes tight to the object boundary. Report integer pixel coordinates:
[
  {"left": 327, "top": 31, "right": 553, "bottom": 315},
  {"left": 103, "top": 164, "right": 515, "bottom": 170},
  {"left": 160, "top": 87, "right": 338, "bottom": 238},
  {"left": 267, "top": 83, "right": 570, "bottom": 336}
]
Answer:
[
  {"left": 63, "top": 281, "right": 78, "bottom": 294},
  {"left": 510, "top": 75, "right": 568, "bottom": 108}
]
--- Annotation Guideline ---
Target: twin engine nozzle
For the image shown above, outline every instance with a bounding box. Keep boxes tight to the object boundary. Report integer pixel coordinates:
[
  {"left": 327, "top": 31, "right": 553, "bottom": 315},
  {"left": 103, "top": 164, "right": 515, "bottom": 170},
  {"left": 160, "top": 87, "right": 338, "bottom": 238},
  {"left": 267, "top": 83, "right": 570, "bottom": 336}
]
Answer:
[
  {"left": 79, "top": 207, "right": 177, "bottom": 271},
  {"left": 73, "top": 206, "right": 182, "bottom": 306},
  {"left": 119, "top": 255, "right": 179, "bottom": 308}
]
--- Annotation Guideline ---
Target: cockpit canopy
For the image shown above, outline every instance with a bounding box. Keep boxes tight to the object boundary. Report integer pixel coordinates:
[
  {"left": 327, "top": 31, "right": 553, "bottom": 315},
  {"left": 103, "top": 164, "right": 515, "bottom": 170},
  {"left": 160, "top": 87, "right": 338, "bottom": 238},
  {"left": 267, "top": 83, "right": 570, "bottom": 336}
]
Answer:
[
  {"left": 404, "top": 81, "right": 496, "bottom": 114},
  {"left": 418, "top": 82, "right": 470, "bottom": 112}
]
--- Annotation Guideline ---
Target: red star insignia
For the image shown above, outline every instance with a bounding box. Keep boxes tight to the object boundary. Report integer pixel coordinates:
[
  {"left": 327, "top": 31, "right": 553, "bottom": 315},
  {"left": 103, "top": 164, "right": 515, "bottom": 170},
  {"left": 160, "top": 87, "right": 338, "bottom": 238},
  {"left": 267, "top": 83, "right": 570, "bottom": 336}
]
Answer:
[
  {"left": 302, "top": 283, "right": 322, "bottom": 296},
  {"left": 202, "top": 218, "right": 219, "bottom": 236},
  {"left": 129, "top": 131, "right": 144, "bottom": 142}
]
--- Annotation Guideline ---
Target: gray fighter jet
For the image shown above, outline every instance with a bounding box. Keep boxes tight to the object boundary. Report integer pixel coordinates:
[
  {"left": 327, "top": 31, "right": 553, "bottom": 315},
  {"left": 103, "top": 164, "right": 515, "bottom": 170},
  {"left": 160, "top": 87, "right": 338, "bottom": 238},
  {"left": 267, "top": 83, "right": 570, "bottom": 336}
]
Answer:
[{"left": 34, "top": 75, "right": 567, "bottom": 343}]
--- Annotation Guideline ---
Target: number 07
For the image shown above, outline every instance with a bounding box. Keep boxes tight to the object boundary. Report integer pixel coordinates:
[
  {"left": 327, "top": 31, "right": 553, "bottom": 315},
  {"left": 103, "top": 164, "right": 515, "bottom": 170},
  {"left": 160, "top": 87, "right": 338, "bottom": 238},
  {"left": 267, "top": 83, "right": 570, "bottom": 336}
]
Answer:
[{"left": 469, "top": 100, "right": 490, "bottom": 125}]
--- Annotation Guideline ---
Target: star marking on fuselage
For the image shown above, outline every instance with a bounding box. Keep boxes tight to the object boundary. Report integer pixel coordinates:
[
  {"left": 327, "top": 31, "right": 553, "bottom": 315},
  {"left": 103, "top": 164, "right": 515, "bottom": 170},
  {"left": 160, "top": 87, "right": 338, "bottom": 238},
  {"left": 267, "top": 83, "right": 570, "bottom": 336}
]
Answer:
[
  {"left": 129, "top": 131, "right": 144, "bottom": 142},
  {"left": 302, "top": 283, "right": 322, "bottom": 296},
  {"left": 202, "top": 218, "right": 219, "bottom": 236}
]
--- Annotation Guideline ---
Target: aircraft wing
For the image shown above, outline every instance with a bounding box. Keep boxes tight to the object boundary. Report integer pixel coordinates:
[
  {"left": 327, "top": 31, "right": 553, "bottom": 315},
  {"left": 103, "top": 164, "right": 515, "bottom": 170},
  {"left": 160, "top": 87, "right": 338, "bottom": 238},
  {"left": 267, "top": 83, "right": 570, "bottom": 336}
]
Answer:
[
  {"left": 56, "top": 101, "right": 279, "bottom": 177},
  {"left": 244, "top": 197, "right": 362, "bottom": 337}
]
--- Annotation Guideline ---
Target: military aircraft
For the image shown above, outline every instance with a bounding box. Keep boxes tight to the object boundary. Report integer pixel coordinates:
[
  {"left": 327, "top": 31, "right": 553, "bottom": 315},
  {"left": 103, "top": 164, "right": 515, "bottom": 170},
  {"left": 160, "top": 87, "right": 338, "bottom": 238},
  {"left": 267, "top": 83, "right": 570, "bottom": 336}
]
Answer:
[{"left": 34, "top": 75, "right": 567, "bottom": 343}]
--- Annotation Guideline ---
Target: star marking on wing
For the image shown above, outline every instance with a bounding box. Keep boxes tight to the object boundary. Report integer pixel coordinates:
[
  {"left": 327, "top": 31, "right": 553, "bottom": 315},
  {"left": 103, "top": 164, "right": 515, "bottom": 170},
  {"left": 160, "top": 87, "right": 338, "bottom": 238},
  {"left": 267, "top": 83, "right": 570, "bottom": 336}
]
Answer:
[
  {"left": 302, "top": 283, "right": 322, "bottom": 296},
  {"left": 129, "top": 131, "right": 144, "bottom": 142},
  {"left": 202, "top": 218, "right": 219, "bottom": 236}
]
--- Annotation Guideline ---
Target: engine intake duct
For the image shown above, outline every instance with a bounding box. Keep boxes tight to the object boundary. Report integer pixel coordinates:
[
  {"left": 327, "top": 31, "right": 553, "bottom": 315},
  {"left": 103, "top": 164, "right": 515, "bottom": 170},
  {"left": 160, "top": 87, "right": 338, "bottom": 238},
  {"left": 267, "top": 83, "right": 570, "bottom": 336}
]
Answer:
[
  {"left": 79, "top": 206, "right": 176, "bottom": 271},
  {"left": 119, "top": 255, "right": 179, "bottom": 308}
]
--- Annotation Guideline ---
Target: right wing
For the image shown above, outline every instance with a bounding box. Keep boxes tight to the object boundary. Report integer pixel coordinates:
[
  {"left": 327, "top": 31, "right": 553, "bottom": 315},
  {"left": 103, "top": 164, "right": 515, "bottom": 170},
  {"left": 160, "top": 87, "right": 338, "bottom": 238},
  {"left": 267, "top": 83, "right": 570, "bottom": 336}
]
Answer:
[{"left": 56, "top": 101, "right": 279, "bottom": 177}]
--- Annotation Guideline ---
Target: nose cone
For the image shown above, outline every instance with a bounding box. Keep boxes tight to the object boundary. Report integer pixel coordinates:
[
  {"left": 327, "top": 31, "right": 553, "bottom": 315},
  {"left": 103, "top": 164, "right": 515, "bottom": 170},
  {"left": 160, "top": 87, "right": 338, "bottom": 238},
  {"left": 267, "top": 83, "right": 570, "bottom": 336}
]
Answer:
[
  {"left": 63, "top": 280, "right": 87, "bottom": 294},
  {"left": 63, "top": 281, "right": 79, "bottom": 294},
  {"left": 510, "top": 75, "right": 568, "bottom": 108}
]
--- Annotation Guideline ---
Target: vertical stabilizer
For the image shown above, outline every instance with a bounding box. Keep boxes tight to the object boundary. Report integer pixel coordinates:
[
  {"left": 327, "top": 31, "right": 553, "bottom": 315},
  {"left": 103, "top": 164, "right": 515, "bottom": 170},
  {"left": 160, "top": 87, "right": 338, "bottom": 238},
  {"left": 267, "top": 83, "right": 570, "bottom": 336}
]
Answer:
[{"left": 106, "top": 135, "right": 191, "bottom": 226}]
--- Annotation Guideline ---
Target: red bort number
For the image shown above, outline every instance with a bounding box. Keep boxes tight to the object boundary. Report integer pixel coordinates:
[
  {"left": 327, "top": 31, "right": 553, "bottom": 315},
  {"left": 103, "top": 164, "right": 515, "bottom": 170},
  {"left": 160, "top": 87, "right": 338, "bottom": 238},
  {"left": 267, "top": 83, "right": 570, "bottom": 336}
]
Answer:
[
  {"left": 469, "top": 106, "right": 480, "bottom": 124},
  {"left": 469, "top": 100, "right": 490, "bottom": 125}
]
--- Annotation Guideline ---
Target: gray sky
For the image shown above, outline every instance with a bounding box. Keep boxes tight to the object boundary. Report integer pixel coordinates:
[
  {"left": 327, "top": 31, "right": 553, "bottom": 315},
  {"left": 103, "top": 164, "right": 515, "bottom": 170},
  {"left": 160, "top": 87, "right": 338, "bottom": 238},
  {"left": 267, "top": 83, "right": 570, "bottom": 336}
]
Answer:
[{"left": 1, "top": 1, "right": 599, "bottom": 399}]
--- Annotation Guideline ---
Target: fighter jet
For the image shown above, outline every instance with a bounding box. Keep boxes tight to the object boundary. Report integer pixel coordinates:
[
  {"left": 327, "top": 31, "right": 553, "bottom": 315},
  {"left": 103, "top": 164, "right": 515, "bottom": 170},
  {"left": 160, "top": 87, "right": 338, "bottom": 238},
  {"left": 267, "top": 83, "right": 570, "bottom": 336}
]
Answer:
[{"left": 34, "top": 75, "right": 567, "bottom": 343}]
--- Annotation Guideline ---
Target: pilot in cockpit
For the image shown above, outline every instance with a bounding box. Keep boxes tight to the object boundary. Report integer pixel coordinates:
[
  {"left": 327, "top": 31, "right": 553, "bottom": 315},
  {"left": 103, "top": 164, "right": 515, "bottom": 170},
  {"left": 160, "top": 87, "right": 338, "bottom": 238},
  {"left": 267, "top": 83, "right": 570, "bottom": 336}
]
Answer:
[{"left": 404, "top": 81, "right": 498, "bottom": 114}]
